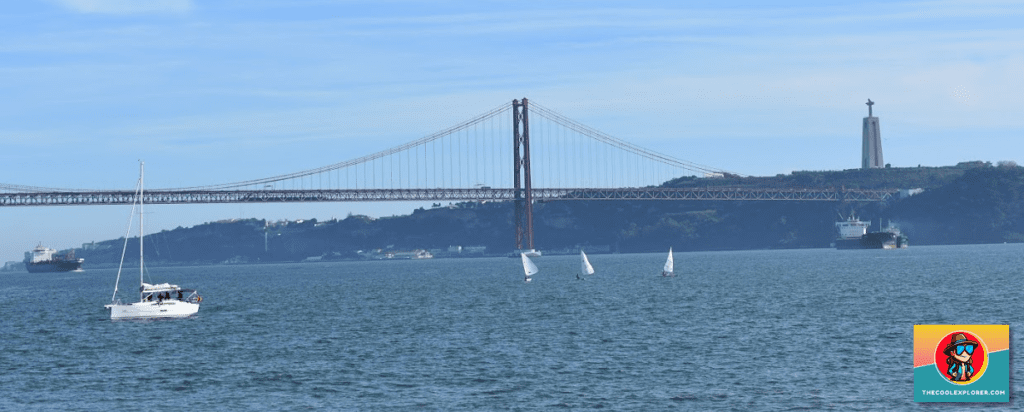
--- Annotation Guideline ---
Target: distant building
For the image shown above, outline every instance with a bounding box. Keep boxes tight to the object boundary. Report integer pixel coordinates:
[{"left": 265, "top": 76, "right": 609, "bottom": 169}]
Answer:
[
  {"left": 580, "top": 245, "right": 612, "bottom": 253},
  {"left": 1, "top": 261, "right": 23, "bottom": 272},
  {"left": 385, "top": 250, "right": 434, "bottom": 259},
  {"left": 900, "top": 188, "right": 924, "bottom": 198}
]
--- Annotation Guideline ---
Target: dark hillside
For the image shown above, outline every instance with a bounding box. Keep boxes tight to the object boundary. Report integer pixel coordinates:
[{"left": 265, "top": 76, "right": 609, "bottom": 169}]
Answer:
[
  {"left": 71, "top": 162, "right": 1024, "bottom": 266},
  {"left": 889, "top": 165, "right": 1024, "bottom": 244},
  {"left": 666, "top": 162, "right": 986, "bottom": 190}
]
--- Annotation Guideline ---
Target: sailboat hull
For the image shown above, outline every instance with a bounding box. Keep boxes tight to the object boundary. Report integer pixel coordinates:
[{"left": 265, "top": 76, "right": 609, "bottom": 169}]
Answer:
[{"left": 106, "top": 300, "right": 199, "bottom": 320}]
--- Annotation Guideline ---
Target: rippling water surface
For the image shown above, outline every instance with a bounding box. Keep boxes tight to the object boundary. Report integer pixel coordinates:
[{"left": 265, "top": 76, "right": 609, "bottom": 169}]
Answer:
[{"left": 2, "top": 244, "right": 1023, "bottom": 410}]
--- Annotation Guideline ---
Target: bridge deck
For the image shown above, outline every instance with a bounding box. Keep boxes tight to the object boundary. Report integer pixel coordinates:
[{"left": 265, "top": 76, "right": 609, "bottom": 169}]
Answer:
[{"left": 0, "top": 187, "right": 899, "bottom": 206}]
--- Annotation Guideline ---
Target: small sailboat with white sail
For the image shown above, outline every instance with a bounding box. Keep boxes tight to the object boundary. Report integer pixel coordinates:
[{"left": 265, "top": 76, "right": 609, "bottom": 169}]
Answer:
[
  {"left": 105, "top": 162, "right": 202, "bottom": 320},
  {"left": 661, "top": 247, "right": 675, "bottom": 277},
  {"left": 578, "top": 250, "right": 594, "bottom": 280},
  {"left": 521, "top": 252, "right": 538, "bottom": 283}
]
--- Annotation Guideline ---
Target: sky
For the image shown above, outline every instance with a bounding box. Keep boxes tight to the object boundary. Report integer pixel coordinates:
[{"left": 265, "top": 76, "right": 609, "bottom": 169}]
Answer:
[{"left": 1, "top": 0, "right": 1022, "bottom": 262}]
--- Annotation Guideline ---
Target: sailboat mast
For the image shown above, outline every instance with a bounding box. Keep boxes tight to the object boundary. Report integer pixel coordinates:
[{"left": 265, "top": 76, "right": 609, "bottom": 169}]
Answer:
[{"left": 139, "top": 161, "right": 144, "bottom": 297}]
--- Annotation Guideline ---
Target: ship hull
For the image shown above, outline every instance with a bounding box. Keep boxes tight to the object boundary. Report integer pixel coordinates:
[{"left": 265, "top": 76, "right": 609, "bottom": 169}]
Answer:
[
  {"left": 106, "top": 300, "right": 200, "bottom": 320},
  {"left": 834, "top": 232, "right": 908, "bottom": 249},
  {"left": 25, "top": 259, "right": 84, "bottom": 273}
]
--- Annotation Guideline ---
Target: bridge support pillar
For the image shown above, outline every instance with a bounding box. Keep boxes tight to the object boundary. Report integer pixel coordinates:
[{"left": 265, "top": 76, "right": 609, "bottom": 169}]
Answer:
[{"left": 513, "top": 98, "right": 534, "bottom": 251}]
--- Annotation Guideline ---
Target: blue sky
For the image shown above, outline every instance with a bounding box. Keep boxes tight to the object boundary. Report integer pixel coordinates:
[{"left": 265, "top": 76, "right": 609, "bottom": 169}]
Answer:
[{"left": 1, "top": 0, "right": 1022, "bottom": 262}]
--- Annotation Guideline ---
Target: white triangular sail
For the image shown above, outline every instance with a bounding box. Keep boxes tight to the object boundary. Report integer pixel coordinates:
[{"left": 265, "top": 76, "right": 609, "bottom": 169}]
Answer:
[
  {"left": 580, "top": 250, "right": 595, "bottom": 275},
  {"left": 662, "top": 247, "right": 674, "bottom": 276},
  {"left": 521, "top": 253, "right": 539, "bottom": 278}
]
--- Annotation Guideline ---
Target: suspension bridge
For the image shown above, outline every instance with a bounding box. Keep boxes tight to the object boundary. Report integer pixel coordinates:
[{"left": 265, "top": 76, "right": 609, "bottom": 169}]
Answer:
[{"left": 0, "top": 98, "right": 898, "bottom": 251}]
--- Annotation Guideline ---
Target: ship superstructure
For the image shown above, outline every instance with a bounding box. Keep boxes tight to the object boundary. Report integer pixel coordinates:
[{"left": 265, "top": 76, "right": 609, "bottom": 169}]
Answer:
[{"left": 835, "top": 214, "right": 870, "bottom": 243}]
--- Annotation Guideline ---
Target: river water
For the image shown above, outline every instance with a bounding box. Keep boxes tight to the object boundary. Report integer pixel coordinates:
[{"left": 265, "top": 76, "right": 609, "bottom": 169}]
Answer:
[{"left": 1, "top": 244, "right": 1022, "bottom": 410}]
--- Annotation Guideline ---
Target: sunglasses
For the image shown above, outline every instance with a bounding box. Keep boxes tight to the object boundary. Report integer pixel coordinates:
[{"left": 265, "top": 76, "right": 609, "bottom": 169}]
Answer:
[{"left": 955, "top": 344, "right": 975, "bottom": 355}]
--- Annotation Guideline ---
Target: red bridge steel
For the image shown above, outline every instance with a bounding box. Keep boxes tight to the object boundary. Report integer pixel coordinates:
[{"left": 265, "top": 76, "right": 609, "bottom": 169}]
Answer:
[{"left": 0, "top": 98, "right": 904, "bottom": 249}]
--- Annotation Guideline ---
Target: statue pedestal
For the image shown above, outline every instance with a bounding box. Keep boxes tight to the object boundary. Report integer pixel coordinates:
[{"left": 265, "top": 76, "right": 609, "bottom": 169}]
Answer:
[{"left": 862, "top": 116, "right": 883, "bottom": 168}]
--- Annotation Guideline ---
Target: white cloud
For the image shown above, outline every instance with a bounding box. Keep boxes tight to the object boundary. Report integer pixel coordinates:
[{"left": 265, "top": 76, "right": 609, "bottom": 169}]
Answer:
[{"left": 52, "top": 0, "right": 192, "bottom": 14}]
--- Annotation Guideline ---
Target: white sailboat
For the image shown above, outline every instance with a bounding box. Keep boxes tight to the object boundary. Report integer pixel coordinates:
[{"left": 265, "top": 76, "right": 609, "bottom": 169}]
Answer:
[
  {"left": 578, "top": 250, "right": 594, "bottom": 280},
  {"left": 661, "top": 247, "right": 675, "bottom": 277},
  {"left": 521, "top": 252, "right": 538, "bottom": 283},
  {"left": 105, "top": 162, "right": 202, "bottom": 320}
]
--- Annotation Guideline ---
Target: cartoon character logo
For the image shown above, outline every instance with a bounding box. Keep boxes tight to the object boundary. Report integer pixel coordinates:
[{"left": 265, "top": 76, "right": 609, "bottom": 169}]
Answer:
[{"left": 935, "top": 331, "right": 987, "bottom": 384}]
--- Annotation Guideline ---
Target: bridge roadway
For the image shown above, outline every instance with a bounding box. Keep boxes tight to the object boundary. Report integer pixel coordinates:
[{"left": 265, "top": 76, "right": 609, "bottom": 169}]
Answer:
[{"left": 0, "top": 187, "right": 900, "bottom": 206}]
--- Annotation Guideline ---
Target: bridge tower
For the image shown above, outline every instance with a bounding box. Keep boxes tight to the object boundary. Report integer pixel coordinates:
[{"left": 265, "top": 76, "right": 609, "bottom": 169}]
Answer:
[{"left": 512, "top": 98, "right": 534, "bottom": 252}]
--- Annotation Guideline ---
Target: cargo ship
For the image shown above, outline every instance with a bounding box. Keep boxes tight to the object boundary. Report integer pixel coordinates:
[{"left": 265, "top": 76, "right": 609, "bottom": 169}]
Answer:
[
  {"left": 834, "top": 214, "right": 908, "bottom": 249},
  {"left": 24, "top": 244, "right": 84, "bottom": 273}
]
